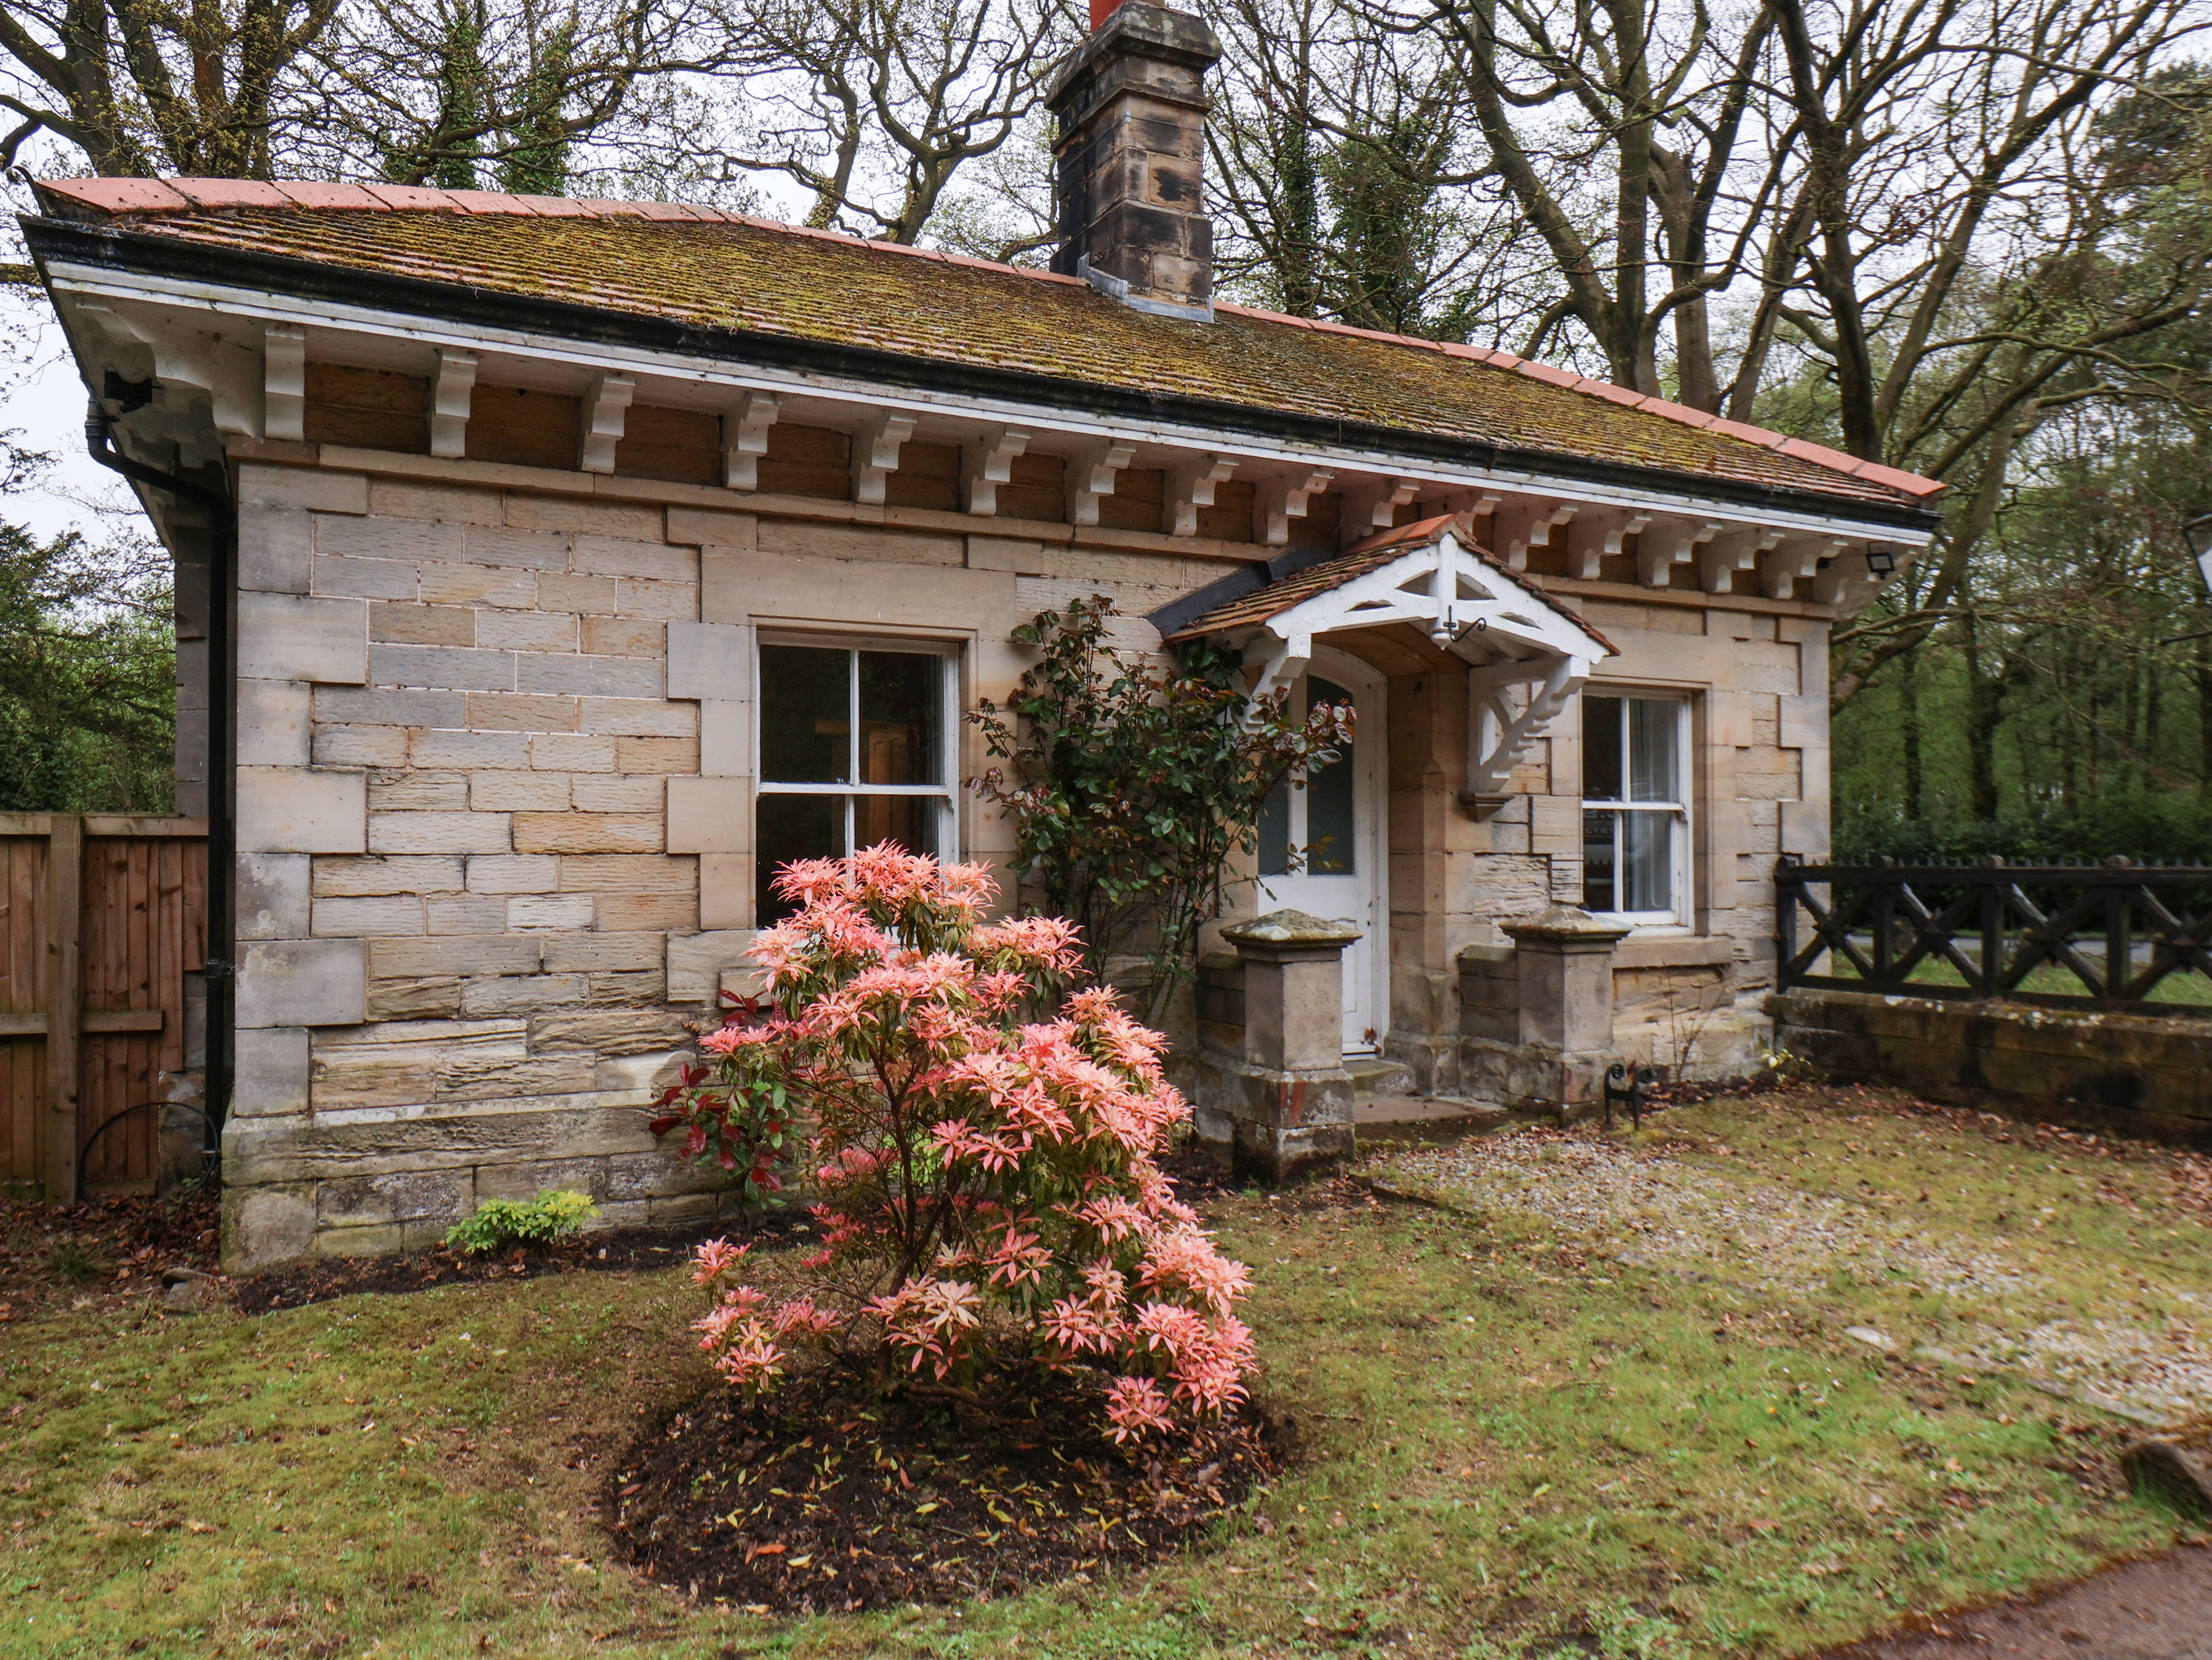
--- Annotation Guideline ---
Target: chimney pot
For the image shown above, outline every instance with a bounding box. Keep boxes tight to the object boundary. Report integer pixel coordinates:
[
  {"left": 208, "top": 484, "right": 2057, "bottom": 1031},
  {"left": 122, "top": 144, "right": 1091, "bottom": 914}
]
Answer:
[{"left": 1048, "top": 3, "right": 1222, "bottom": 322}]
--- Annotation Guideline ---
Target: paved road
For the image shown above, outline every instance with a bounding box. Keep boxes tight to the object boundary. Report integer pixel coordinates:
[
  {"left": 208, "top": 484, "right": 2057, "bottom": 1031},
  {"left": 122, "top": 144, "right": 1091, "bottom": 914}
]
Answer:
[{"left": 1821, "top": 1544, "right": 2212, "bottom": 1660}]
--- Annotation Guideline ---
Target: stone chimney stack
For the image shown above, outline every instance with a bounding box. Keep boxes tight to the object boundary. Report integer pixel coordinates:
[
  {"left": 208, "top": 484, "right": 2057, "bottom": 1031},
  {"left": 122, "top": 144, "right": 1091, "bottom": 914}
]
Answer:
[{"left": 1048, "top": 2, "right": 1222, "bottom": 322}]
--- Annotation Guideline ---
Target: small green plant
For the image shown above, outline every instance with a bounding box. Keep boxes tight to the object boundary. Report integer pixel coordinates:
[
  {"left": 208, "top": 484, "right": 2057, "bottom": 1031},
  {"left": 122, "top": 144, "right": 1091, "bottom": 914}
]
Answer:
[
  {"left": 43, "top": 1239, "right": 103, "bottom": 1283},
  {"left": 443, "top": 1189, "right": 597, "bottom": 1255}
]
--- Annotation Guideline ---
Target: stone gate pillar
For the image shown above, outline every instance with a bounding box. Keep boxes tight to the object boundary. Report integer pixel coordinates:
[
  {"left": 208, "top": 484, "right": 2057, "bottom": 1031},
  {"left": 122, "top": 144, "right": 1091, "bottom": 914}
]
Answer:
[
  {"left": 1219, "top": 909, "right": 1360, "bottom": 1181},
  {"left": 1502, "top": 904, "right": 1629, "bottom": 1118}
]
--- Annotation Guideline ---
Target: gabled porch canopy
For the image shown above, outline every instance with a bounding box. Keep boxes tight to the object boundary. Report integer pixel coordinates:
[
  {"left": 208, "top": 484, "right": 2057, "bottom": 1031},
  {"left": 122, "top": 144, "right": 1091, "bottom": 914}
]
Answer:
[{"left": 1156, "top": 513, "right": 1615, "bottom": 813}]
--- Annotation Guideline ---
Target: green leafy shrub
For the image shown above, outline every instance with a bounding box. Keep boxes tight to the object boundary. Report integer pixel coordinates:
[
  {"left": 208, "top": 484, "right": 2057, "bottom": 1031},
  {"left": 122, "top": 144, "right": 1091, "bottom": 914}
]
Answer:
[
  {"left": 1835, "top": 793, "right": 2212, "bottom": 867},
  {"left": 443, "top": 1189, "right": 597, "bottom": 1255}
]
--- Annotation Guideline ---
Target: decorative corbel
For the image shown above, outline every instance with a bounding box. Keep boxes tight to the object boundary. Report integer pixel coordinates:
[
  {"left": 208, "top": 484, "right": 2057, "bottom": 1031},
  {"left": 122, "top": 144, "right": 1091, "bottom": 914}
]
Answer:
[
  {"left": 1763, "top": 536, "right": 1841, "bottom": 600},
  {"left": 578, "top": 373, "right": 636, "bottom": 474},
  {"left": 722, "top": 390, "right": 780, "bottom": 490},
  {"left": 1698, "top": 527, "right": 1780, "bottom": 594},
  {"left": 1341, "top": 475, "right": 1421, "bottom": 545},
  {"left": 1497, "top": 500, "right": 1576, "bottom": 570},
  {"left": 1243, "top": 629, "right": 1313, "bottom": 724},
  {"left": 430, "top": 350, "right": 477, "bottom": 459},
  {"left": 1636, "top": 517, "right": 1721, "bottom": 587},
  {"left": 964, "top": 425, "right": 1032, "bottom": 516},
  {"left": 1460, "top": 654, "right": 1589, "bottom": 813},
  {"left": 78, "top": 302, "right": 263, "bottom": 439},
  {"left": 1164, "top": 452, "right": 1238, "bottom": 536},
  {"left": 1813, "top": 548, "right": 1882, "bottom": 607},
  {"left": 1566, "top": 510, "right": 1650, "bottom": 579},
  {"left": 1066, "top": 439, "right": 1138, "bottom": 527},
  {"left": 1254, "top": 467, "right": 1334, "bottom": 546},
  {"left": 853, "top": 410, "right": 917, "bottom": 506},
  {"left": 263, "top": 325, "right": 306, "bottom": 444}
]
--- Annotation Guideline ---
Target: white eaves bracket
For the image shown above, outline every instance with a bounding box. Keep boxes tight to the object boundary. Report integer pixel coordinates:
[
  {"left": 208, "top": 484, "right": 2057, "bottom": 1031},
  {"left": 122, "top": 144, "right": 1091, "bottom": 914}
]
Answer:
[{"left": 1462, "top": 655, "right": 1589, "bottom": 812}]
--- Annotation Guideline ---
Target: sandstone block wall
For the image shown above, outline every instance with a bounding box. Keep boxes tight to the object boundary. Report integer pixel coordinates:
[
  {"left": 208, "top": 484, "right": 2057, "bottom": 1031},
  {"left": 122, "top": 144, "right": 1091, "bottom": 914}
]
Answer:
[
  {"left": 1772, "top": 987, "right": 2212, "bottom": 1146},
  {"left": 216, "top": 445, "right": 1838, "bottom": 1259}
]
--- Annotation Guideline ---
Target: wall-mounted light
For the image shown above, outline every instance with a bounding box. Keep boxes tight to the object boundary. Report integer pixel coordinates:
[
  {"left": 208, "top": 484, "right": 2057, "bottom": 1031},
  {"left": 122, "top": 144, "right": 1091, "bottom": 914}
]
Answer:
[
  {"left": 2186, "top": 513, "right": 2212, "bottom": 599},
  {"left": 2160, "top": 513, "right": 2212, "bottom": 645},
  {"left": 1864, "top": 546, "right": 1898, "bottom": 577}
]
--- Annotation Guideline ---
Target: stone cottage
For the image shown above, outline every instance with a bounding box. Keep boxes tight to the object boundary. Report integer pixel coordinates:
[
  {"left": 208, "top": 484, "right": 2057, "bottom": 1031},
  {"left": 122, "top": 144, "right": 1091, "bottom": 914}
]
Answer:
[{"left": 23, "top": 2, "right": 1939, "bottom": 1267}]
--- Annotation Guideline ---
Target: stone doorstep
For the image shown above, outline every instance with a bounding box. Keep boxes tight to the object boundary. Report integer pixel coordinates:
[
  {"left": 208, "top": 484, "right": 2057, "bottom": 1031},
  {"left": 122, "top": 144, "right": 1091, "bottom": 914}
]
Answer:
[{"left": 1355, "top": 1093, "right": 1511, "bottom": 1145}]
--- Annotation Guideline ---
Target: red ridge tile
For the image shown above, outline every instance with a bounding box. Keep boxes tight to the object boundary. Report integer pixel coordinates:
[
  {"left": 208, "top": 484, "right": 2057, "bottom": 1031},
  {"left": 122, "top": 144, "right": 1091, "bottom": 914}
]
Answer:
[
  {"left": 1514, "top": 360, "right": 1580, "bottom": 389},
  {"left": 1707, "top": 415, "right": 1783, "bottom": 445},
  {"left": 360, "top": 184, "right": 458, "bottom": 212},
  {"left": 1850, "top": 460, "right": 1947, "bottom": 497},
  {"left": 1636, "top": 397, "right": 1717, "bottom": 429},
  {"left": 272, "top": 181, "right": 386, "bottom": 210},
  {"left": 48, "top": 178, "right": 191, "bottom": 212},
  {"left": 442, "top": 189, "right": 537, "bottom": 215},
  {"left": 1775, "top": 436, "right": 1862, "bottom": 471},
  {"left": 171, "top": 179, "right": 292, "bottom": 208}
]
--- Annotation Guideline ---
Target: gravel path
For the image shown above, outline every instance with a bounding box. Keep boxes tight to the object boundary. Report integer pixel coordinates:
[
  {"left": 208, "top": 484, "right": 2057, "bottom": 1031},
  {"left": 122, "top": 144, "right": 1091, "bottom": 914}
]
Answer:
[{"left": 1373, "top": 1113, "right": 2212, "bottom": 1427}]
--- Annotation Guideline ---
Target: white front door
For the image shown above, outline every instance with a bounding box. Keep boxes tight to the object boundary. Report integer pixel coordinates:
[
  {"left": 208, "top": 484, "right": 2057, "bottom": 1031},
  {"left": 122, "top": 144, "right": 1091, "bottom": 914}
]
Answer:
[{"left": 1255, "top": 648, "right": 1388, "bottom": 1054}]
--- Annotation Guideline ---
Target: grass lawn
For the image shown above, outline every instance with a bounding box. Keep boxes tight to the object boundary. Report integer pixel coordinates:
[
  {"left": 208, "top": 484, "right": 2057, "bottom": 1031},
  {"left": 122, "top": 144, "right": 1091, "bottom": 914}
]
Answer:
[{"left": 4, "top": 1085, "right": 2208, "bottom": 1658}]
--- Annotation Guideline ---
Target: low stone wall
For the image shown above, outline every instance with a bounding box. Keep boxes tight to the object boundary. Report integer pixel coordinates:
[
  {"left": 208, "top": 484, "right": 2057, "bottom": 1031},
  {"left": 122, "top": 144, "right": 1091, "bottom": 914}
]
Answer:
[{"left": 1770, "top": 988, "right": 2212, "bottom": 1146}]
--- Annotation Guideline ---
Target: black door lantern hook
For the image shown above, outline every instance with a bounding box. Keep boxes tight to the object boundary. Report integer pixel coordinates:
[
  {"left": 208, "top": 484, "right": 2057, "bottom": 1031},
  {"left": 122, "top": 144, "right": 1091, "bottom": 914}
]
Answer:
[{"left": 1602, "top": 1062, "right": 1659, "bottom": 1131}]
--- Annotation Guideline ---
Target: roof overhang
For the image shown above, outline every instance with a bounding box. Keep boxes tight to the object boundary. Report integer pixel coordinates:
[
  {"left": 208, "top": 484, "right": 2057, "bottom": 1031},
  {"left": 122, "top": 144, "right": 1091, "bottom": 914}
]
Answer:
[
  {"left": 21, "top": 213, "right": 1945, "bottom": 551},
  {"left": 1161, "top": 515, "right": 1613, "bottom": 813}
]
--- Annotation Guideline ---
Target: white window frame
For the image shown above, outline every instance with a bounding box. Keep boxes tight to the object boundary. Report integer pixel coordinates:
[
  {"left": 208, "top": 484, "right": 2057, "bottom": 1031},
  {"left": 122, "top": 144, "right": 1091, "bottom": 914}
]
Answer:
[
  {"left": 1580, "top": 691, "right": 1692, "bottom": 929},
  {"left": 754, "top": 633, "right": 961, "bottom": 865}
]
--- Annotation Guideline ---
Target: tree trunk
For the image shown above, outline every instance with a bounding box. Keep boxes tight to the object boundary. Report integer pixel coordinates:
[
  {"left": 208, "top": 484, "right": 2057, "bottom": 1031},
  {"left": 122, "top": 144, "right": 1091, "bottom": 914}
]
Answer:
[
  {"left": 1899, "top": 645, "right": 1923, "bottom": 820},
  {"left": 1960, "top": 614, "right": 2003, "bottom": 821}
]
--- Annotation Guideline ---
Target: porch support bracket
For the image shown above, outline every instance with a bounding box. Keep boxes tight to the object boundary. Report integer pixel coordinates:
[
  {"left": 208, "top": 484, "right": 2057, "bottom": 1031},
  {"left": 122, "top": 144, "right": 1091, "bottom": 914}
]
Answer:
[{"left": 1461, "top": 654, "right": 1589, "bottom": 815}]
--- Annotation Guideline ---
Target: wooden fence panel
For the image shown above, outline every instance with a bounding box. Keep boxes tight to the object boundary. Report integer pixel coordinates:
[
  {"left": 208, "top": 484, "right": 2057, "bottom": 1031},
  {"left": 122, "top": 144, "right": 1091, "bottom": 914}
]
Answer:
[
  {"left": 0, "top": 834, "right": 48, "bottom": 1189},
  {"left": 0, "top": 816, "right": 208, "bottom": 1197}
]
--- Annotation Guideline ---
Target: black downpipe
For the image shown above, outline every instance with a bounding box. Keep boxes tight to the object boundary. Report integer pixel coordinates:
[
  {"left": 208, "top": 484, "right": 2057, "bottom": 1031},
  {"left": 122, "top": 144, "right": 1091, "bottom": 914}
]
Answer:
[{"left": 85, "top": 408, "right": 236, "bottom": 1173}]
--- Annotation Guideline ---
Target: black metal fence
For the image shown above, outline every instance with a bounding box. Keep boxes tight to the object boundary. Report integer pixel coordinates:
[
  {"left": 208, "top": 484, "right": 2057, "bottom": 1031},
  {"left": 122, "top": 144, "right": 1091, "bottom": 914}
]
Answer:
[{"left": 1775, "top": 856, "right": 2212, "bottom": 1015}]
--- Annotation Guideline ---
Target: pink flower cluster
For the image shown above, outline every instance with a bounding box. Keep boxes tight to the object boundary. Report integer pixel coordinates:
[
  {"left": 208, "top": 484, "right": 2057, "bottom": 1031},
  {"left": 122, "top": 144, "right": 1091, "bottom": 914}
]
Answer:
[{"left": 657, "top": 845, "right": 1256, "bottom": 1437}]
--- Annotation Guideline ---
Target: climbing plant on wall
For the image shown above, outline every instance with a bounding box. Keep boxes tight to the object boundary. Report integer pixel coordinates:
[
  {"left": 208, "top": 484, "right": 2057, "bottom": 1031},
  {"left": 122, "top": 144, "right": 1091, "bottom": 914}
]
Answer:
[{"left": 970, "top": 595, "right": 1351, "bottom": 1023}]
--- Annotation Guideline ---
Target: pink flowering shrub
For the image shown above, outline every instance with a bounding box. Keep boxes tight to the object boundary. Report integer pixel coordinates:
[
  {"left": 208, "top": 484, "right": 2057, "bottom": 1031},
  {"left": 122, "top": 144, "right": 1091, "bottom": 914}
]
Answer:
[{"left": 653, "top": 845, "right": 1255, "bottom": 1442}]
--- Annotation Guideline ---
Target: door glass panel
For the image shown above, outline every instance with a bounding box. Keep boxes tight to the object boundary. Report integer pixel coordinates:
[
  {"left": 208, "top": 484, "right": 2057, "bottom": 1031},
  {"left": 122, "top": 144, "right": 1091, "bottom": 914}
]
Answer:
[
  {"left": 756, "top": 793, "right": 845, "bottom": 923},
  {"left": 1583, "top": 695, "right": 1622, "bottom": 799},
  {"left": 760, "top": 645, "right": 850, "bottom": 783},
  {"left": 855, "top": 793, "right": 940, "bottom": 858},
  {"left": 1624, "top": 812, "right": 1673, "bottom": 911},
  {"left": 1628, "top": 699, "right": 1678, "bottom": 803},
  {"left": 1257, "top": 779, "right": 1291, "bottom": 876},
  {"left": 1582, "top": 810, "right": 1617, "bottom": 911},
  {"left": 1304, "top": 677, "right": 1356, "bottom": 875},
  {"left": 858, "top": 652, "right": 941, "bottom": 785}
]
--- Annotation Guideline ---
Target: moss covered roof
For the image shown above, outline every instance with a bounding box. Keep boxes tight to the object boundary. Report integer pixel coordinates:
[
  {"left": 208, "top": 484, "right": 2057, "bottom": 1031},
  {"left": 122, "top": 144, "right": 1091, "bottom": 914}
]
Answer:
[{"left": 32, "top": 178, "right": 1941, "bottom": 513}]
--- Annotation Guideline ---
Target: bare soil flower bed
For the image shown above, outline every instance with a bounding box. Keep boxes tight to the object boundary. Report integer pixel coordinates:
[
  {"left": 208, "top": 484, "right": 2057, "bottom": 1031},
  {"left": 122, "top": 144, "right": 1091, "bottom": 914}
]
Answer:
[
  {"left": 0, "top": 1191, "right": 218, "bottom": 1321},
  {"left": 609, "top": 1370, "right": 1285, "bottom": 1614}
]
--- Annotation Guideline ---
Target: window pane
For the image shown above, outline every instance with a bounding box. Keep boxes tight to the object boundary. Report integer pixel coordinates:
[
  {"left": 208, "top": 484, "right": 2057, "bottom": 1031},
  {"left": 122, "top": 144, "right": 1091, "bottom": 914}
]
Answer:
[
  {"left": 1257, "top": 778, "right": 1291, "bottom": 876},
  {"left": 1582, "top": 809, "right": 1618, "bottom": 911},
  {"left": 1304, "top": 676, "right": 1355, "bottom": 874},
  {"left": 859, "top": 652, "right": 941, "bottom": 785},
  {"left": 855, "top": 793, "right": 940, "bottom": 859},
  {"left": 1624, "top": 811, "right": 1674, "bottom": 912},
  {"left": 756, "top": 793, "right": 846, "bottom": 923},
  {"left": 760, "top": 645, "right": 850, "bottom": 784},
  {"left": 1628, "top": 698, "right": 1679, "bottom": 804},
  {"left": 1583, "top": 696, "right": 1622, "bottom": 801}
]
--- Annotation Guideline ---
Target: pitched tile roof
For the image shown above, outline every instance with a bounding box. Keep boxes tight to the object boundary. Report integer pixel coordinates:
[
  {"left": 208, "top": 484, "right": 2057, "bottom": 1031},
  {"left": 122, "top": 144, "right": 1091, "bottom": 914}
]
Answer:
[
  {"left": 1164, "top": 512, "right": 1613, "bottom": 654},
  {"left": 30, "top": 177, "right": 1943, "bottom": 513}
]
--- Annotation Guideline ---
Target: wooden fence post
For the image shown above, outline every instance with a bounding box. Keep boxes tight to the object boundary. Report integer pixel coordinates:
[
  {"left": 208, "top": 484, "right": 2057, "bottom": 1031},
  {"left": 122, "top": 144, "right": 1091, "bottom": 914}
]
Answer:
[{"left": 44, "top": 814, "right": 81, "bottom": 1201}]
